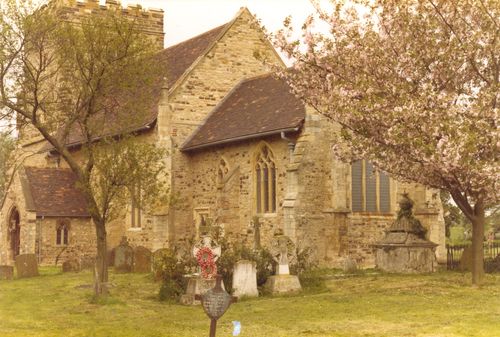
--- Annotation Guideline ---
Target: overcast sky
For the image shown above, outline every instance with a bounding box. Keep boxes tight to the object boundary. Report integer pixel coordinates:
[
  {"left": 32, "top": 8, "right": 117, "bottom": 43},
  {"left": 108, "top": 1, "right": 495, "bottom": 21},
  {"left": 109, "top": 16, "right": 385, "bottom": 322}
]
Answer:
[
  {"left": 104, "top": 0, "right": 320, "bottom": 47},
  {"left": 0, "top": 0, "right": 321, "bottom": 131}
]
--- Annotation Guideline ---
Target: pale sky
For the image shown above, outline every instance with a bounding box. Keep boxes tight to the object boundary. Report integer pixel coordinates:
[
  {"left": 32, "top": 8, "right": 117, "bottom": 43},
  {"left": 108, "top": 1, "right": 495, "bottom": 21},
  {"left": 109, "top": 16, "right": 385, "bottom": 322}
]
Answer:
[
  {"left": 105, "top": 0, "right": 320, "bottom": 47},
  {"left": 1, "top": 0, "right": 321, "bottom": 131}
]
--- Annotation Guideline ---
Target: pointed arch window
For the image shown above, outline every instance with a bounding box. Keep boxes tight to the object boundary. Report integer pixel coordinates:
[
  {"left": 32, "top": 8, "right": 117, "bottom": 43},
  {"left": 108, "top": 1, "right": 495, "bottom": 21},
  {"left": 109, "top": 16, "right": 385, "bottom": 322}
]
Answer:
[
  {"left": 255, "top": 144, "right": 277, "bottom": 213},
  {"left": 56, "top": 221, "right": 70, "bottom": 246}
]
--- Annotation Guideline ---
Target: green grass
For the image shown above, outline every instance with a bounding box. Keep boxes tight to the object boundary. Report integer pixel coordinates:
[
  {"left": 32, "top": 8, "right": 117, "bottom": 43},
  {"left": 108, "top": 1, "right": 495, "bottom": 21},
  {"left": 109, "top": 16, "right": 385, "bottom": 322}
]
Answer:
[{"left": 0, "top": 268, "right": 499, "bottom": 337}]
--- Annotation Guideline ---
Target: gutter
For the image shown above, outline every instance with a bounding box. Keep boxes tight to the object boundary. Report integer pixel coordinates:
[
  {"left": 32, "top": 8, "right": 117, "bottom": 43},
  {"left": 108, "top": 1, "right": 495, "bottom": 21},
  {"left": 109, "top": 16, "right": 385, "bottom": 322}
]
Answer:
[
  {"left": 181, "top": 124, "right": 302, "bottom": 152},
  {"left": 45, "top": 119, "right": 156, "bottom": 155}
]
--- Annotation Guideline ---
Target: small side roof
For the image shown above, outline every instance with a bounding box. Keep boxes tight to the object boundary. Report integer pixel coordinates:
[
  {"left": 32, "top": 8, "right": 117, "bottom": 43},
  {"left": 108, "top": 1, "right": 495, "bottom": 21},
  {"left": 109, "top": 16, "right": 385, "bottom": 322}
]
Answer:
[
  {"left": 22, "top": 167, "right": 90, "bottom": 218},
  {"left": 182, "top": 74, "right": 305, "bottom": 152}
]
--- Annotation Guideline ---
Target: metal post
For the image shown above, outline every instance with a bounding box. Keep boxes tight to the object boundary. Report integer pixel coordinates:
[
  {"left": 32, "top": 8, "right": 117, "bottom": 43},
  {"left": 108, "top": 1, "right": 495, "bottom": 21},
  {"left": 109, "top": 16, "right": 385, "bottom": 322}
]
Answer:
[{"left": 209, "top": 319, "right": 217, "bottom": 337}]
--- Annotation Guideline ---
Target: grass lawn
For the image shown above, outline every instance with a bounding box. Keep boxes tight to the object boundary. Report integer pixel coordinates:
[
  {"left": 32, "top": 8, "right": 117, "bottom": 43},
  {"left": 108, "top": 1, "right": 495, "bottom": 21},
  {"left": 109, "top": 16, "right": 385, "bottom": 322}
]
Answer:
[{"left": 0, "top": 268, "right": 499, "bottom": 337}]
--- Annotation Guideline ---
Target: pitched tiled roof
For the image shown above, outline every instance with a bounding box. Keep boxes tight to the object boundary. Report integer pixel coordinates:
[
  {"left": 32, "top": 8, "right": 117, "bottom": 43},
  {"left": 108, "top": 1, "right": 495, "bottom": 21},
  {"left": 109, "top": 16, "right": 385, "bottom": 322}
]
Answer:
[
  {"left": 159, "top": 23, "right": 229, "bottom": 89},
  {"left": 182, "top": 74, "right": 305, "bottom": 151},
  {"left": 43, "top": 22, "right": 230, "bottom": 152},
  {"left": 23, "top": 167, "right": 90, "bottom": 217}
]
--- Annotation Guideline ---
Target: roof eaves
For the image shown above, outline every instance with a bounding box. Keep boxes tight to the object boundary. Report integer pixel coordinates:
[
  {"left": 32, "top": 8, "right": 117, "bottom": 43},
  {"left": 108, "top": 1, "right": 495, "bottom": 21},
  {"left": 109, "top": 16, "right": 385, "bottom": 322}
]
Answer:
[
  {"left": 181, "top": 123, "right": 303, "bottom": 152},
  {"left": 36, "top": 213, "right": 91, "bottom": 218},
  {"left": 42, "top": 118, "right": 157, "bottom": 154}
]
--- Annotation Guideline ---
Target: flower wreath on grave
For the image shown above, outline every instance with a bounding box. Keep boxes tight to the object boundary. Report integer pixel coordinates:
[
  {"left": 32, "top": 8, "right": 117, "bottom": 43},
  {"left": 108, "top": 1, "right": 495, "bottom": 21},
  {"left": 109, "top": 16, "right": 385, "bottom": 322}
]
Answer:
[{"left": 196, "top": 246, "right": 218, "bottom": 279}]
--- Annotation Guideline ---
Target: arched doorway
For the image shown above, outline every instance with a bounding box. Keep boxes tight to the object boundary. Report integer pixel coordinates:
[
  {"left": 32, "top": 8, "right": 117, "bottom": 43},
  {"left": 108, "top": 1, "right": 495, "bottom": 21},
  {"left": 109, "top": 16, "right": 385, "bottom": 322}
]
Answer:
[{"left": 8, "top": 208, "right": 20, "bottom": 260}]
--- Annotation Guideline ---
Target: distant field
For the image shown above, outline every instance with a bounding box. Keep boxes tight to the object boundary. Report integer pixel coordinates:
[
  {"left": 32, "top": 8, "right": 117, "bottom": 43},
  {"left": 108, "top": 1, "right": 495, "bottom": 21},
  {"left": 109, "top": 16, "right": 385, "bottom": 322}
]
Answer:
[{"left": 0, "top": 268, "right": 498, "bottom": 337}]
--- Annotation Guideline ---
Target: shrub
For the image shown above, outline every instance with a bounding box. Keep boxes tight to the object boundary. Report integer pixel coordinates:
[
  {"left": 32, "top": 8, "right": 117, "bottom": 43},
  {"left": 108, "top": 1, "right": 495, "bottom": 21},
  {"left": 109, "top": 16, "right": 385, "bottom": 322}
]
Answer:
[
  {"left": 155, "top": 247, "right": 192, "bottom": 301},
  {"left": 159, "top": 279, "right": 185, "bottom": 301},
  {"left": 290, "top": 246, "right": 317, "bottom": 276}
]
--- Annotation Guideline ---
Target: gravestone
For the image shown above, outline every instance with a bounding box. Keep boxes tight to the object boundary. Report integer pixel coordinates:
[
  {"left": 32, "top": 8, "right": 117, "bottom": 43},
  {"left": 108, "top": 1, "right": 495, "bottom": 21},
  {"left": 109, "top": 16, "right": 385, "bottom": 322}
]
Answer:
[
  {"left": 196, "top": 275, "right": 237, "bottom": 337},
  {"left": 264, "top": 232, "right": 301, "bottom": 294},
  {"left": 15, "top": 254, "right": 39, "bottom": 278},
  {"left": 133, "top": 246, "right": 152, "bottom": 273},
  {"left": 107, "top": 249, "right": 115, "bottom": 267},
  {"left": 0, "top": 265, "right": 14, "bottom": 280},
  {"left": 343, "top": 256, "right": 358, "bottom": 273},
  {"left": 62, "top": 259, "right": 80, "bottom": 272},
  {"left": 232, "top": 260, "right": 258, "bottom": 298},
  {"left": 459, "top": 246, "right": 473, "bottom": 272},
  {"left": 114, "top": 237, "right": 133, "bottom": 273},
  {"left": 152, "top": 248, "right": 170, "bottom": 281},
  {"left": 181, "top": 236, "right": 224, "bottom": 305}
]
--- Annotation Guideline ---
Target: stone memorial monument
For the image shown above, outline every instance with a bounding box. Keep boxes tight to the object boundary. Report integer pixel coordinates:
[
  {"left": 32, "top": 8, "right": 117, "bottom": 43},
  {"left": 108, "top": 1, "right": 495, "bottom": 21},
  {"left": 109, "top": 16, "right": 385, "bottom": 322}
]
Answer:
[
  {"left": 114, "top": 236, "right": 134, "bottom": 273},
  {"left": 0, "top": 265, "right": 14, "bottom": 280},
  {"left": 264, "top": 231, "right": 301, "bottom": 294},
  {"left": 232, "top": 260, "right": 258, "bottom": 298},
  {"left": 62, "top": 258, "right": 80, "bottom": 272},
  {"left": 133, "top": 246, "right": 152, "bottom": 273},
  {"left": 180, "top": 235, "right": 223, "bottom": 305},
  {"left": 373, "top": 194, "right": 438, "bottom": 273},
  {"left": 15, "top": 254, "right": 39, "bottom": 278}
]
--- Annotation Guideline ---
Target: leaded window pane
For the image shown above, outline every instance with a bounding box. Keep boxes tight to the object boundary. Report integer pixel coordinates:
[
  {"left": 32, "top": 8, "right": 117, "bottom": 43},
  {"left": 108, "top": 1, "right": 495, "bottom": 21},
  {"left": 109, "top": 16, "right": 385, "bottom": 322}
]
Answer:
[
  {"left": 365, "top": 162, "right": 377, "bottom": 212},
  {"left": 351, "top": 160, "right": 363, "bottom": 212}
]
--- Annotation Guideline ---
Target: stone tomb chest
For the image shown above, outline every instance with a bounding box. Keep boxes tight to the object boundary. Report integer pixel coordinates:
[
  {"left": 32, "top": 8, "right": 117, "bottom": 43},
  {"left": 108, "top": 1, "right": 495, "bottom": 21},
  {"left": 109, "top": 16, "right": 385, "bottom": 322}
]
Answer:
[{"left": 372, "top": 194, "right": 438, "bottom": 273}]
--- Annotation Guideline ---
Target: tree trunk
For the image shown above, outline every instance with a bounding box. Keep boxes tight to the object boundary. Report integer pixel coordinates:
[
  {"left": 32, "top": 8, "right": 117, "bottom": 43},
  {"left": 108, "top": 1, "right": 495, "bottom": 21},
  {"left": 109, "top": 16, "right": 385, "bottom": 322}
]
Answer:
[
  {"left": 470, "top": 210, "right": 485, "bottom": 286},
  {"left": 94, "top": 219, "right": 109, "bottom": 296}
]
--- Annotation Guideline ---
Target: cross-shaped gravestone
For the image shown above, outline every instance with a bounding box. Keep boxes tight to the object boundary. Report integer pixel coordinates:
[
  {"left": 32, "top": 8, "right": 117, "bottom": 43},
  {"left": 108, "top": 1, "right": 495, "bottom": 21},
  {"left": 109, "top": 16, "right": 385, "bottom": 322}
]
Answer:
[
  {"left": 270, "top": 234, "right": 296, "bottom": 275},
  {"left": 192, "top": 236, "right": 221, "bottom": 262},
  {"left": 193, "top": 236, "right": 221, "bottom": 279}
]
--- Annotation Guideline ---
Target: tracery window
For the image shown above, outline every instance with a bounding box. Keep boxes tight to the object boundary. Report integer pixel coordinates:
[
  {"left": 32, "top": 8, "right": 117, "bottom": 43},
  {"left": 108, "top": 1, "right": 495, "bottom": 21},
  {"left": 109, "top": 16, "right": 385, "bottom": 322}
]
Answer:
[
  {"left": 351, "top": 160, "right": 390, "bottom": 213},
  {"left": 56, "top": 221, "right": 69, "bottom": 246},
  {"left": 255, "top": 144, "right": 277, "bottom": 213}
]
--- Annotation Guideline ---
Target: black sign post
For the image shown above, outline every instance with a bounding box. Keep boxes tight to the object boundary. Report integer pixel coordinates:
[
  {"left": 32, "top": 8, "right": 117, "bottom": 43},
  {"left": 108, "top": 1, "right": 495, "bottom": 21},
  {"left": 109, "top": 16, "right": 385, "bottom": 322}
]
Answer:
[{"left": 195, "top": 275, "right": 237, "bottom": 337}]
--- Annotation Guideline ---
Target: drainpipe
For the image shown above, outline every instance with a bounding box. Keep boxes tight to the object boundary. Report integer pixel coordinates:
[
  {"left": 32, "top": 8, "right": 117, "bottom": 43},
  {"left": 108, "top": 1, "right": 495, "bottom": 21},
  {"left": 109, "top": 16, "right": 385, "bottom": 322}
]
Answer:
[
  {"left": 281, "top": 132, "right": 295, "bottom": 163},
  {"left": 36, "top": 216, "right": 43, "bottom": 264}
]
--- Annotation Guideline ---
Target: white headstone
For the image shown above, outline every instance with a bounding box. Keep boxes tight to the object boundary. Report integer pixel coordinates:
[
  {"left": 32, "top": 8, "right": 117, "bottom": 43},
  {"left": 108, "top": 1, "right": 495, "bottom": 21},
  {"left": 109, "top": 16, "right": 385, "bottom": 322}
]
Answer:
[
  {"left": 277, "top": 263, "right": 290, "bottom": 275},
  {"left": 232, "top": 260, "right": 258, "bottom": 297}
]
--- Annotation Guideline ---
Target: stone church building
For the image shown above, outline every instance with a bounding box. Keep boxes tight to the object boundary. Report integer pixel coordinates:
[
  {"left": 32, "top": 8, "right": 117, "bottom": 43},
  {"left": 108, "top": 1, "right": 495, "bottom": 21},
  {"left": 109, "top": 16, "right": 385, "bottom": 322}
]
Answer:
[{"left": 0, "top": 0, "right": 446, "bottom": 268}]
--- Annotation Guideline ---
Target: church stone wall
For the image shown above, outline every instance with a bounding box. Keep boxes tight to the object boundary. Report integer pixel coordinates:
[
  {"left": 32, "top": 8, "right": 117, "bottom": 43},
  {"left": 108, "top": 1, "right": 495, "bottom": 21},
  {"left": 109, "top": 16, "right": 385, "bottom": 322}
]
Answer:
[
  {"left": 286, "top": 108, "right": 445, "bottom": 268},
  {"left": 54, "top": 0, "right": 164, "bottom": 50},
  {"left": 0, "top": 172, "right": 37, "bottom": 264},
  {"left": 37, "top": 217, "right": 95, "bottom": 266},
  {"left": 164, "top": 9, "right": 284, "bottom": 244},
  {"left": 185, "top": 136, "right": 291, "bottom": 248}
]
